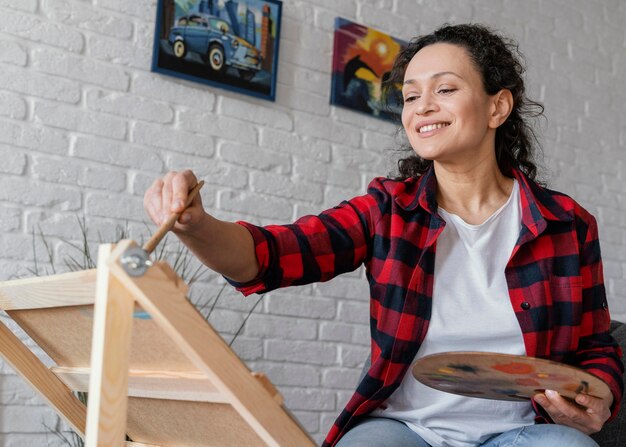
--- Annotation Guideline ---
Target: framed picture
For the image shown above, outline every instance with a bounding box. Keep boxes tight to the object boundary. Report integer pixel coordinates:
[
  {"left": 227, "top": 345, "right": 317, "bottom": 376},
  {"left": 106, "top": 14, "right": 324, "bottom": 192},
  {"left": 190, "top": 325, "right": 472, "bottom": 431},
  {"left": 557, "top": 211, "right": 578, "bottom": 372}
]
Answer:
[
  {"left": 152, "top": 0, "right": 282, "bottom": 101},
  {"left": 331, "top": 18, "right": 406, "bottom": 121}
]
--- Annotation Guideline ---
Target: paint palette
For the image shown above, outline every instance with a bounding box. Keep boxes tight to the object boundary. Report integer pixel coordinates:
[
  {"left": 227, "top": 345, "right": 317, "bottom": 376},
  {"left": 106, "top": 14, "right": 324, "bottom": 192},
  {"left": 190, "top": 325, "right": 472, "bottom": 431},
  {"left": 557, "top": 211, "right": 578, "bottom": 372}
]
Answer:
[{"left": 412, "top": 352, "right": 612, "bottom": 402}]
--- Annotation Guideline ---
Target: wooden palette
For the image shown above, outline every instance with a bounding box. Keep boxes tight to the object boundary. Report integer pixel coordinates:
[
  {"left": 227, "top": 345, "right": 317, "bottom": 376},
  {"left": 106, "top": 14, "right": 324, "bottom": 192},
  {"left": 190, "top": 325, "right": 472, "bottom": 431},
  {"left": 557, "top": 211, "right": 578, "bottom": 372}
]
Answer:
[{"left": 412, "top": 352, "right": 612, "bottom": 402}]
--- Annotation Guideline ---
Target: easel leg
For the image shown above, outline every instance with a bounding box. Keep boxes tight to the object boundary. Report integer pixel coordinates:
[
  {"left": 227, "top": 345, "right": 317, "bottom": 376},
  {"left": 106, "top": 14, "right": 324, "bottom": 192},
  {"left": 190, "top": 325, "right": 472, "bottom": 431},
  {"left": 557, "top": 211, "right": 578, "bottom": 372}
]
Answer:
[
  {"left": 0, "top": 320, "right": 87, "bottom": 436},
  {"left": 86, "top": 244, "right": 135, "bottom": 447}
]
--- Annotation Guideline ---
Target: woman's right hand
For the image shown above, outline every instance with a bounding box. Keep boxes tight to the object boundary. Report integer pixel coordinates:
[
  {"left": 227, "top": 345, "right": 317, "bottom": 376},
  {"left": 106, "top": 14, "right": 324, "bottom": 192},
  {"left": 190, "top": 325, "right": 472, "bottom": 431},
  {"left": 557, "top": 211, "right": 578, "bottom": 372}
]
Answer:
[
  {"left": 143, "top": 169, "right": 206, "bottom": 233},
  {"left": 143, "top": 169, "right": 259, "bottom": 282}
]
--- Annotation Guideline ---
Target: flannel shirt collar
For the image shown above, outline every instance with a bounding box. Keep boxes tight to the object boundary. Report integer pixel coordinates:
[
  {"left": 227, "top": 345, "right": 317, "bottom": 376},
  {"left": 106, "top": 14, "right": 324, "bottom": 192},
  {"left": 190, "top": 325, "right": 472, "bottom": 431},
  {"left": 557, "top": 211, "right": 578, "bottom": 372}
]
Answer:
[
  {"left": 394, "top": 166, "right": 574, "bottom": 234},
  {"left": 512, "top": 169, "right": 574, "bottom": 242},
  {"left": 394, "top": 166, "right": 439, "bottom": 214}
]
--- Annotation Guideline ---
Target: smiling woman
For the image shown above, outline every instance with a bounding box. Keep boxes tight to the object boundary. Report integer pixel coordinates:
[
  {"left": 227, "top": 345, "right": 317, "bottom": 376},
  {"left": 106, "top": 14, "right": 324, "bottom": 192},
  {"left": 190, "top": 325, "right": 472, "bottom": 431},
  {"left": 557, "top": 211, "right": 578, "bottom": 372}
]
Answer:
[{"left": 143, "top": 23, "right": 623, "bottom": 447}]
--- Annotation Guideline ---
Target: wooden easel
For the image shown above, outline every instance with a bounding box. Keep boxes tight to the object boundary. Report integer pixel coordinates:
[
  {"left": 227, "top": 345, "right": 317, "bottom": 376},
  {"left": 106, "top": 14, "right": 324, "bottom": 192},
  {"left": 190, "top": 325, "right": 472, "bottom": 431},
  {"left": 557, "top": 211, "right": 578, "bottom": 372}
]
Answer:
[{"left": 0, "top": 239, "right": 315, "bottom": 446}]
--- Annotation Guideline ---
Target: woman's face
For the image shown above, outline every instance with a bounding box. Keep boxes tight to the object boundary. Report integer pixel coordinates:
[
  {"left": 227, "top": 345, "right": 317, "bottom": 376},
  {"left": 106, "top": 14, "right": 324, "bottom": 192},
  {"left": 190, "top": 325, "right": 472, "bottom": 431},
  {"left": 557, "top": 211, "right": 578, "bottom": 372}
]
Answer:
[{"left": 401, "top": 43, "right": 499, "bottom": 167}]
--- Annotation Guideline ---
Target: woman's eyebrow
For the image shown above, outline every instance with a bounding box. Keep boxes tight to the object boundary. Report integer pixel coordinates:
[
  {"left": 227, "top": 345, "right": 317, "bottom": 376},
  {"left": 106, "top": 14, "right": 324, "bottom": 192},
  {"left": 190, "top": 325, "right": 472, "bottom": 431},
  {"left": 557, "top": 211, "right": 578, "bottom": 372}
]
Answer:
[{"left": 403, "top": 71, "right": 464, "bottom": 85}]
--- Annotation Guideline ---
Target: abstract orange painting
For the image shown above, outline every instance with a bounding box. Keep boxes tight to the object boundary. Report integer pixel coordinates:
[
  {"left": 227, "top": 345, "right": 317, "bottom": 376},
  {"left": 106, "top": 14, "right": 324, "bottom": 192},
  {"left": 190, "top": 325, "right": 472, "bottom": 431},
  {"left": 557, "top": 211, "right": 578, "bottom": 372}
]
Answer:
[{"left": 331, "top": 18, "right": 406, "bottom": 121}]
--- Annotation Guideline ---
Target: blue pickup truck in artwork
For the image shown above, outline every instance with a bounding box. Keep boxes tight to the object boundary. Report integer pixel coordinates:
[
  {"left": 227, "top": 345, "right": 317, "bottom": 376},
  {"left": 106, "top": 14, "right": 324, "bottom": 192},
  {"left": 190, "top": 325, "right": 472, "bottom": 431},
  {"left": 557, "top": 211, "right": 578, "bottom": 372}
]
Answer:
[{"left": 168, "top": 13, "right": 262, "bottom": 80}]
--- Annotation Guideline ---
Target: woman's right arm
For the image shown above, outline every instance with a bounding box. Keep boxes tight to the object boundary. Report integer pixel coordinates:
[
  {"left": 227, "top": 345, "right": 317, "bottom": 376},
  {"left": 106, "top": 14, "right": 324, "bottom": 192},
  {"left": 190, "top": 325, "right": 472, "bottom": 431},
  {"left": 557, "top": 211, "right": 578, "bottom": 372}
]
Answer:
[{"left": 143, "top": 170, "right": 259, "bottom": 283}]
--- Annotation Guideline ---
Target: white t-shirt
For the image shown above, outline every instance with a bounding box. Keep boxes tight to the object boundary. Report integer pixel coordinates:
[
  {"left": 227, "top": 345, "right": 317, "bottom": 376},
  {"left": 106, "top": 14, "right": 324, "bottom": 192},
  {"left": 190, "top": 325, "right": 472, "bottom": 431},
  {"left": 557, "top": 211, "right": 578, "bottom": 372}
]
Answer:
[{"left": 373, "top": 179, "right": 535, "bottom": 447}]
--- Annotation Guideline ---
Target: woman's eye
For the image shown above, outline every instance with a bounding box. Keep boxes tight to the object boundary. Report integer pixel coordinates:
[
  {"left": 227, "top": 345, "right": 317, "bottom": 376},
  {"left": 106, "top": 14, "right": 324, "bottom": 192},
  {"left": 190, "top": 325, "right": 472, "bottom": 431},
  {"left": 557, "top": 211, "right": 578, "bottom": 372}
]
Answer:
[
  {"left": 438, "top": 88, "right": 456, "bottom": 94},
  {"left": 404, "top": 95, "right": 419, "bottom": 103}
]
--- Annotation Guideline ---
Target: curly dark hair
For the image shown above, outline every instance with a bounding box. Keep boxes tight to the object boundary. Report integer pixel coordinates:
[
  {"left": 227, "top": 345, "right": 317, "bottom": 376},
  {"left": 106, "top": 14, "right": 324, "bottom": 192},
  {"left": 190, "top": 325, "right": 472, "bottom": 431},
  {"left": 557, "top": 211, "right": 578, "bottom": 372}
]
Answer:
[{"left": 384, "top": 24, "right": 545, "bottom": 181}]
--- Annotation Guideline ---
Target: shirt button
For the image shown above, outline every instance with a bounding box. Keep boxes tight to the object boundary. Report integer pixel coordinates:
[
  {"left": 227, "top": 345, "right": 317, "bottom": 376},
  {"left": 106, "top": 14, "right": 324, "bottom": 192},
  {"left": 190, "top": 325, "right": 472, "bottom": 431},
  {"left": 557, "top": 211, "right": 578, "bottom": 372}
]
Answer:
[{"left": 521, "top": 302, "right": 531, "bottom": 310}]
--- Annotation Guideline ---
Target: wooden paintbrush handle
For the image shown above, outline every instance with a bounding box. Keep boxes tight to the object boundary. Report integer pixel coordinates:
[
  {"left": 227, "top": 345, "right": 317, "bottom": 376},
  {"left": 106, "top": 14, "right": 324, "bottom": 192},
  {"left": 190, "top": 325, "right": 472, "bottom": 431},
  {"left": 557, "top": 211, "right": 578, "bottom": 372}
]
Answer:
[{"left": 143, "top": 180, "right": 204, "bottom": 254}]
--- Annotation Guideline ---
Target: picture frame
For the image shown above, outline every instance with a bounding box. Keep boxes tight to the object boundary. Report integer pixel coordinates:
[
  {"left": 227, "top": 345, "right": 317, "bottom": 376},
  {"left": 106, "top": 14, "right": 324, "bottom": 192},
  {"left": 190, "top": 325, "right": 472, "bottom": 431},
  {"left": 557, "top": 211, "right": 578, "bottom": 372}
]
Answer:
[
  {"left": 330, "top": 17, "right": 406, "bottom": 122},
  {"left": 152, "top": 0, "right": 282, "bottom": 102}
]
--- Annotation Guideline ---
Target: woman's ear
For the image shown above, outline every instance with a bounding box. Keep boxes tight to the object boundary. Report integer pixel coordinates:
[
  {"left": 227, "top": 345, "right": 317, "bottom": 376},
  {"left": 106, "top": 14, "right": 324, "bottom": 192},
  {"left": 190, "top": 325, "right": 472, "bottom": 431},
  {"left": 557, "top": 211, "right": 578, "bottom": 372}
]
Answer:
[{"left": 489, "top": 89, "right": 514, "bottom": 128}]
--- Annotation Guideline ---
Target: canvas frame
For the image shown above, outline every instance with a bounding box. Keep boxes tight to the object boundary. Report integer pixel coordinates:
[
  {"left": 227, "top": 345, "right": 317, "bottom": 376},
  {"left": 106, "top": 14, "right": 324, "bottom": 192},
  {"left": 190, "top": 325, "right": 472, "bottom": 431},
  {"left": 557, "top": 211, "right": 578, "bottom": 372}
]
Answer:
[{"left": 0, "top": 239, "right": 314, "bottom": 446}]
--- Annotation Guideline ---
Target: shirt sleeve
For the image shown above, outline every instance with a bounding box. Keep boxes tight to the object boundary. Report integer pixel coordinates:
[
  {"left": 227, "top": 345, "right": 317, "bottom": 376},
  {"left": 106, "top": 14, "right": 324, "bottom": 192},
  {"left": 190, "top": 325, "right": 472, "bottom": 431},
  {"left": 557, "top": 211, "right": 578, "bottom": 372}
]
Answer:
[
  {"left": 575, "top": 214, "right": 624, "bottom": 421},
  {"left": 227, "top": 180, "right": 387, "bottom": 296}
]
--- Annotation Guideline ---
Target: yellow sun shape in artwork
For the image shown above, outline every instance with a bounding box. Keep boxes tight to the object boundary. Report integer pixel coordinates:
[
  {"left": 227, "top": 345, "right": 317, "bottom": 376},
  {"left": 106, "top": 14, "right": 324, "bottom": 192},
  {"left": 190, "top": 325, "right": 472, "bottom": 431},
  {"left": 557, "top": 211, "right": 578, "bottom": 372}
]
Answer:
[{"left": 344, "top": 29, "right": 401, "bottom": 77}]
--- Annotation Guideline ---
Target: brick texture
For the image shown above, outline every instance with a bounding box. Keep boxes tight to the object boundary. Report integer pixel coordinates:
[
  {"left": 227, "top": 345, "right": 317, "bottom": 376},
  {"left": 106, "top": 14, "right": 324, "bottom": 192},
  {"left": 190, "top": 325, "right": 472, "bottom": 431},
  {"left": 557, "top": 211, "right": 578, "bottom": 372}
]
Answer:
[{"left": 0, "top": 0, "right": 624, "bottom": 442}]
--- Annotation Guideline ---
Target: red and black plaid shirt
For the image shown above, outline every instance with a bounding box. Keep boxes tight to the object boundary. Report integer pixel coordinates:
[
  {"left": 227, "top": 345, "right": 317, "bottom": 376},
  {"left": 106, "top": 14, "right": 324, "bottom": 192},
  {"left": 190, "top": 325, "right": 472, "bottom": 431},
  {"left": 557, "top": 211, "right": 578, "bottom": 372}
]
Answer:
[{"left": 233, "top": 167, "right": 623, "bottom": 446}]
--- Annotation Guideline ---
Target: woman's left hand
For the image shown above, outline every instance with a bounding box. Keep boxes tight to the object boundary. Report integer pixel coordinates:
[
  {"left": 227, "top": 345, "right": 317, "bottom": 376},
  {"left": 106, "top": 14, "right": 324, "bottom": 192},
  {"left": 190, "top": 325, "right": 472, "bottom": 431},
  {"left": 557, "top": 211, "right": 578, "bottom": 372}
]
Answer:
[{"left": 534, "top": 389, "right": 612, "bottom": 434}]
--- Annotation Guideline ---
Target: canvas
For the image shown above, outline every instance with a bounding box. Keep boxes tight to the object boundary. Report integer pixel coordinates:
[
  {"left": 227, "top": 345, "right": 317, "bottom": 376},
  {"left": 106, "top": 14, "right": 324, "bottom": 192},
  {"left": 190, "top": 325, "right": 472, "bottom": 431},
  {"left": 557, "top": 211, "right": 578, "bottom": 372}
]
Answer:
[{"left": 152, "top": 0, "right": 282, "bottom": 101}]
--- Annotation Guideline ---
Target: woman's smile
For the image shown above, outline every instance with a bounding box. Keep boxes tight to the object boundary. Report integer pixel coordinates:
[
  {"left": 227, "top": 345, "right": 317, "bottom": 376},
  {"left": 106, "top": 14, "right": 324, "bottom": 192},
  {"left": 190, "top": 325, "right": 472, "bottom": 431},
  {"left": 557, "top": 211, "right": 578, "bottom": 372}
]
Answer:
[{"left": 416, "top": 121, "right": 451, "bottom": 136}]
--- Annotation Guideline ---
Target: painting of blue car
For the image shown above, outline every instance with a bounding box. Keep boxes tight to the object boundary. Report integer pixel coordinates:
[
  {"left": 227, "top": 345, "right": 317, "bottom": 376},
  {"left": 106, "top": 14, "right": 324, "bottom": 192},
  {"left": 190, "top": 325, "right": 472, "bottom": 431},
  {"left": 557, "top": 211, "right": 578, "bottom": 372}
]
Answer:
[
  {"left": 152, "top": 0, "right": 282, "bottom": 101},
  {"left": 169, "top": 13, "right": 261, "bottom": 80}
]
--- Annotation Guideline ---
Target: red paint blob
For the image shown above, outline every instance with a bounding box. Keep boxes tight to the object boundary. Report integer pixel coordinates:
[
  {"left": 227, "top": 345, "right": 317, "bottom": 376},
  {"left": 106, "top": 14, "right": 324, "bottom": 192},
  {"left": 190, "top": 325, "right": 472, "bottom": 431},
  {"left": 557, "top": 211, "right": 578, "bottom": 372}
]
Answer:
[{"left": 492, "top": 362, "right": 535, "bottom": 375}]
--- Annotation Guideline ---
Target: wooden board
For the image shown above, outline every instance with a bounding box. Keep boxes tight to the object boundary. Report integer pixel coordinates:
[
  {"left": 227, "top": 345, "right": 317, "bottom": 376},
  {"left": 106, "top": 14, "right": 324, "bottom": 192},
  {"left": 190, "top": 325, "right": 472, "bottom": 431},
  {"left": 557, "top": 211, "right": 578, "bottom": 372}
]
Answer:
[
  {"left": 7, "top": 305, "right": 197, "bottom": 371},
  {"left": 126, "top": 397, "right": 266, "bottom": 447},
  {"left": 0, "top": 269, "right": 97, "bottom": 311},
  {"left": 412, "top": 351, "right": 612, "bottom": 401},
  {"left": 52, "top": 367, "right": 228, "bottom": 403},
  {"left": 52, "top": 368, "right": 280, "bottom": 406}
]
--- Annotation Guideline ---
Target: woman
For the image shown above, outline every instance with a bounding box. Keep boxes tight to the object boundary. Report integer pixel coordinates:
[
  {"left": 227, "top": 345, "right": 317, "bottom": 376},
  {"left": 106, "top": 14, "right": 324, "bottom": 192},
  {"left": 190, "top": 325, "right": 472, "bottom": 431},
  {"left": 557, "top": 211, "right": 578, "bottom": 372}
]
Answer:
[{"left": 144, "top": 24, "right": 623, "bottom": 447}]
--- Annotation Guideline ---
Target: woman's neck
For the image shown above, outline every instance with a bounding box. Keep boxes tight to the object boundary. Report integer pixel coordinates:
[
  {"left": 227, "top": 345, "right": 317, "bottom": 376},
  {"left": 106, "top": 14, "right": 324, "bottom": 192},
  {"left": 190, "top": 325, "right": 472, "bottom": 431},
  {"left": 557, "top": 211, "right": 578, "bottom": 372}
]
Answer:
[{"left": 433, "top": 158, "right": 514, "bottom": 225}]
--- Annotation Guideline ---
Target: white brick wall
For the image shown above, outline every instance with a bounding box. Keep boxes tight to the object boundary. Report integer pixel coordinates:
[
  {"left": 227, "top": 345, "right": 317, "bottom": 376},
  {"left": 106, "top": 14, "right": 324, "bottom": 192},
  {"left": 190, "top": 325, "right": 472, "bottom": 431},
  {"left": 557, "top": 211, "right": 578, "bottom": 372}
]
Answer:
[{"left": 0, "top": 0, "right": 624, "bottom": 444}]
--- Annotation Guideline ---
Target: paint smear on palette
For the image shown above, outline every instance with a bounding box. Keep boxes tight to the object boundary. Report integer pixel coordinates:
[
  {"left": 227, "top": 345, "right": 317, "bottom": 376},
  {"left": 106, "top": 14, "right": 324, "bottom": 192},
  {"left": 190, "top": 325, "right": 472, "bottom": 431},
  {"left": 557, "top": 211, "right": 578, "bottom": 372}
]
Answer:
[
  {"left": 563, "top": 380, "right": 589, "bottom": 395},
  {"left": 515, "top": 377, "right": 541, "bottom": 387},
  {"left": 430, "top": 380, "right": 485, "bottom": 395},
  {"left": 430, "top": 374, "right": 461, "bottom": 383},
  {"left": 537, "top": 372, "right": 569, "bottom": 382},
  {"left": 492, "top": 362, "right": 535, "bottom": 375},
  {"left": 448, "top": 363, "right": 482, "bottom": 374}
]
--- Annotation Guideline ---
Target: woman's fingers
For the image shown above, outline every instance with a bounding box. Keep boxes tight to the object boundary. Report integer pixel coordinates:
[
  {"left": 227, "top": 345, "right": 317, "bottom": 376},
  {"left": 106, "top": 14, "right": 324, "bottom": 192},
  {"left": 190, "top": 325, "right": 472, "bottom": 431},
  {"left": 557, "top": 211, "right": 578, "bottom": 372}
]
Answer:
[
  {"left": 575, "top": 393, "right": 611, "bottom": 420},
  {"left": 143, "top": 170, "right": 203, "bottom": 227},
  {"left": 144, "top": 177, "right": 165, "bottom": 225},
  {"left": 171, "top": 170, "right": 199, "bottom": 212},
  {"left": 534, "top": 390, "right": 609, "bottom": 434},
  {"left": 161, "top": 171, "right": 176, "bottom": 223}
]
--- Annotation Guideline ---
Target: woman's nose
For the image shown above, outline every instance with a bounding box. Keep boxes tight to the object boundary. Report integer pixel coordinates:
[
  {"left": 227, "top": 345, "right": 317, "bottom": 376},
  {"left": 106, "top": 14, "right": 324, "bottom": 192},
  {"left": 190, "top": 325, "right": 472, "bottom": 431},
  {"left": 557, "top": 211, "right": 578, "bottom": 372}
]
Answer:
[{"left": 415, "top": 93, "right": 437, "bottom": 115}]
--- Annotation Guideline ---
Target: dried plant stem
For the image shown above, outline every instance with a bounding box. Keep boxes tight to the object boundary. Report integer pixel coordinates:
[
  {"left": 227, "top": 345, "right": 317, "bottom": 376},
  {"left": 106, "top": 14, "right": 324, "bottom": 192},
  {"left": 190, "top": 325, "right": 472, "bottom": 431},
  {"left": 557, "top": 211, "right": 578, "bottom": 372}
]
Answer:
[{"left": 229, "top": 294, "right": 264, "bottom": 347}]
